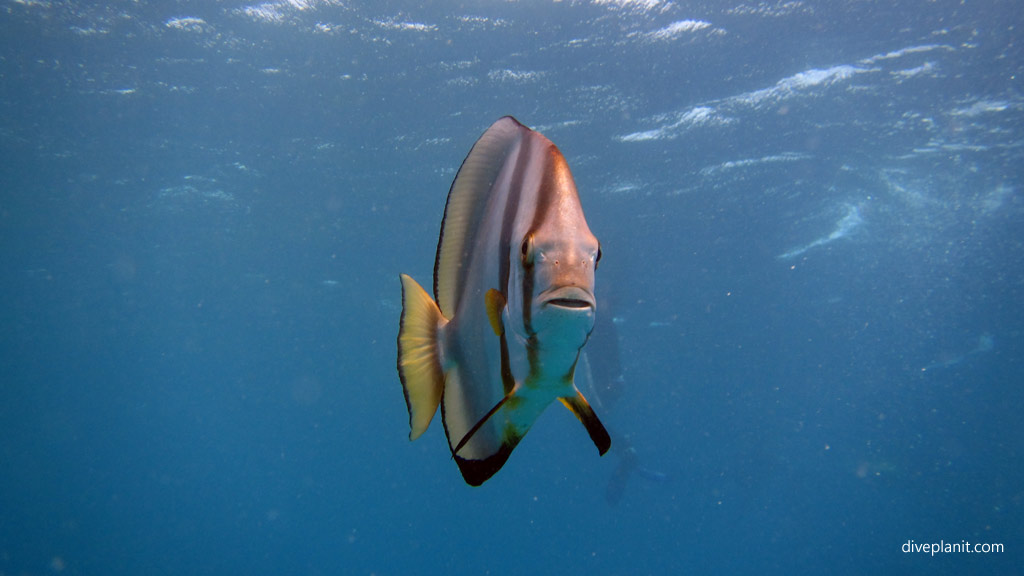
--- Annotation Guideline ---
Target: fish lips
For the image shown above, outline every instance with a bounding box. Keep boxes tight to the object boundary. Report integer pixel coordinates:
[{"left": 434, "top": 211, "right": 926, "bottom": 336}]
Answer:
[{"left": 538, "top": 286, "right": 596, "bottom": 311}]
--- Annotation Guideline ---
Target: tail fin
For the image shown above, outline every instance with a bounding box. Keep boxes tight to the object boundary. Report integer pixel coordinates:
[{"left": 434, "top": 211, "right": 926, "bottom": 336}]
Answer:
[{"left": 398, "top": 274, "right": 448, "bottom": 440}]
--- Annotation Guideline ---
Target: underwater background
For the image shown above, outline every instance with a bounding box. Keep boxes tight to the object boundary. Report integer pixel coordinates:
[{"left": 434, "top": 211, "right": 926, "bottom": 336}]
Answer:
[{"left": 1, "top": 1, "right": 1021, "bottom": 574}]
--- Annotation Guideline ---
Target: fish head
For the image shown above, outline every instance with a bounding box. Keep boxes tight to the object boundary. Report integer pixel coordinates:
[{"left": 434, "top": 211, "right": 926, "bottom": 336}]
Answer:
[{"left": 506, "top": 159, "right": 600, "bottom": 349}]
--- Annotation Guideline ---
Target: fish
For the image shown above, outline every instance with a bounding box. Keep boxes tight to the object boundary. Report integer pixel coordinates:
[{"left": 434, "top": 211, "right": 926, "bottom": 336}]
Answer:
[{"left": 397, "top": 116, "right": 610, "bottom": 486}]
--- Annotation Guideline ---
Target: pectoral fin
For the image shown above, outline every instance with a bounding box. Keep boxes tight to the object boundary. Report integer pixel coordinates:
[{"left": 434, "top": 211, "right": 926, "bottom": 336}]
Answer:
[
  {"left": 485, "top": 288, "right": 506, "bottom": 336},
  {"left": 560, "top": 389, "right": 611, "bottom": 455}
]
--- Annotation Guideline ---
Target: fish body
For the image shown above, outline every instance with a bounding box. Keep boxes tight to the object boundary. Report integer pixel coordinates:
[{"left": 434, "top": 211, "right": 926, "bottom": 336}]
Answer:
[{"left": 398, "top": 116, "right": 609, "bottom": 486}]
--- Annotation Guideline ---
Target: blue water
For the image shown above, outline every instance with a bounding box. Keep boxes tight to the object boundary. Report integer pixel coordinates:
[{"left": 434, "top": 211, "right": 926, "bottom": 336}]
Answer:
[{"left": 2, "top": 1, "right": 1021, "bottom": 574}]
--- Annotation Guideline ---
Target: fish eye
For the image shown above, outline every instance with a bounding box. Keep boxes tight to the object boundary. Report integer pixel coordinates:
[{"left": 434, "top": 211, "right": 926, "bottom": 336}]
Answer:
[
  {"left": 595, "top": 245, "right": 602, "bottom": 269},
  {"left": 520, "top": 235, "right": 534, "bottom": 266}
]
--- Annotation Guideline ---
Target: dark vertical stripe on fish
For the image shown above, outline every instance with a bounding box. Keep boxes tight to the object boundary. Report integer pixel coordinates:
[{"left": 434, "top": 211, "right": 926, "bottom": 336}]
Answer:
[
  {"left": 499, "top": 136, "right": 532, "bottom": 298},
  {"left": 522, "top": 146, "right": 559, "bottom": 338},
  {"left": 496, "top": 130, "right": 534, "bottom": 395}
]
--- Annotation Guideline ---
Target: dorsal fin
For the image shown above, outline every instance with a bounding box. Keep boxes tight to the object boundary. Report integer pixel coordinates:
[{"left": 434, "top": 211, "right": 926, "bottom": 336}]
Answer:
[{"left": 434, "top": 117, "right": 527, "bottom": 317}]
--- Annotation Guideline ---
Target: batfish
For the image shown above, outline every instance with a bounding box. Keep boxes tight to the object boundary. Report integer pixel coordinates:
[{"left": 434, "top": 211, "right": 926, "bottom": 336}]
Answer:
[{"left": 398, "top": 116, "right": 610, "bottom": 486}]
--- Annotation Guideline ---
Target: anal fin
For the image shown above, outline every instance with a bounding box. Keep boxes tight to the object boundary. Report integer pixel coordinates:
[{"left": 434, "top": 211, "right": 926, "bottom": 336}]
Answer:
[{"left": 452, "top": 384, "right": 520, "bottom": 457}]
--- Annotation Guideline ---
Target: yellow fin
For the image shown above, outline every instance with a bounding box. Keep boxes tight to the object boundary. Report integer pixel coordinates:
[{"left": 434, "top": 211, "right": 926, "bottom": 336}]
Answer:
[
  {"left": 485, "top": 288, "right": 506, "bottom": 337},
  {"left": 398, "top": 274, "right": 448, "bottom": 440}
]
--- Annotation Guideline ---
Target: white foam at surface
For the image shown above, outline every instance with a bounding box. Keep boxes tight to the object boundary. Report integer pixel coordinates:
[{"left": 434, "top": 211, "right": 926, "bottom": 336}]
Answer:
[
  {"left": 618, "top": 106, "right": 726, "bottom": 141},
  {"left": 951, "top": 99, "right": 1010, "bottom": 117},
  {"left": 859, "top": 44, "right": 953, "bottom": 64},
  {"left": 591, "top": 0, "right": 669, "bottom": 14},
  {"left": 739, "top": 64, "right": 864, "bottom": 105},
  {"left": 372, "top": 19, "right": 437, "bottom": 32},
  {"left": 165, "top": 17, "right": 209, "bottom": 32},
  {"left": 892, "top": 62, "right": 937, "bottom": 79},
  {"left": 644, "top": 20, "right": 712, "bottom": 41},
  {"left": 620, "top": 64, "right": 865, "bottom": 141},
  {"left": 723, "top": 1, "right": 808, "bottom": 17},
  {"left": 487, "top": 69, "right": 544, "bottom": 83},
  {"left": 618, "top": 128, "right": 666, "bottom": 142},
  {"left": 700, "top": 152, "right": 809, "bottom": 176},
  {"left": 619, "top": 42, "right": 963, "bottom": 143},
  {"left": 778, "top": 204, "right": 862, "bottom": 259},
  {"left": 235, "top": 0, "right": 343, "bottom": 24},
  {"left": 239, "top": 3, "right": 289, "bottom": 23}
]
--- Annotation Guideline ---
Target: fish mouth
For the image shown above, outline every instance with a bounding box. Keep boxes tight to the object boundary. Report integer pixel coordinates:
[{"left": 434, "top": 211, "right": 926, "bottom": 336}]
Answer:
[{"left": 539, "top": 286, "right": 596, "bottom": 310}]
